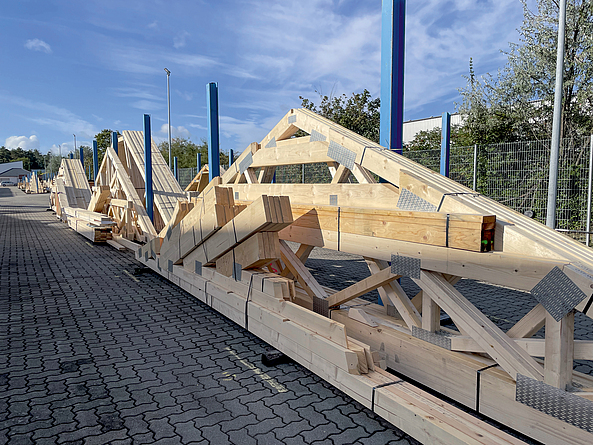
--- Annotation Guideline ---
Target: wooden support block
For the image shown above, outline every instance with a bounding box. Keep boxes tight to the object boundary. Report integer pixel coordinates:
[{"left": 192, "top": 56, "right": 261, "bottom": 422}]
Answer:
[
  {"left": 544, "top": 311, "right": 574, "bottom": 389},
  {"left": 215, "top": 232, "right": 280, "bottom": 277}
]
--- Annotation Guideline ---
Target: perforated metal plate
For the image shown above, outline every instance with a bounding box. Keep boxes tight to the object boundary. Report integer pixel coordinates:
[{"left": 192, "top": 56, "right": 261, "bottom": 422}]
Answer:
[
  {"left": 232, "top": 263, "right": 242, "bottom": 281},
  {"left": 238, "top": 152, "right": 253, "bottom": 174},
  {"left": 137, "top": 247, "right": 142, "bottom": 257},
  {"left": 411, "top": 326, "right": 452, "bottom": 350},
  {"left": 313, "top": 297, "right": 329, "bottom": 317},
  {"left": 327, "top": 141, "right": 356, "bottom": 170},
  {"left": 516, "top": 374, "right": 593, "bottom": 433},
  {"left": 144, "top": 251, "right": 148, "bottom": 262},
  {"left": 168, "top": 260, "right": 173, "bottom": 272},
  {"left": 397, "top": 188, "right": 437, "bottom": 212},
  {"left": 166, "top": 226, "right": 172, "bottom": 241},
  {"left": 531, "top": 266, "right": 586, "bottom": 321},
  {"left": 265, "top": 137, "right": 276, "bottom": 148},
  {"left": 567, "top": 262, "right": 593, "bottom": 282},
  {"left": 391, "top": 254, "right": 421, "bottom": 279},
  {"left": 194, "top": 261, "right": 202, "bottom": 275},
  {"left": 386, "top": 305, "right": 398, "bottom": 318},
  {"left": 235, "top": 191, "right": 239, "bottom": 200},
  {"left": 288, "top": 115, "right": 297, "bottom": 124},
  {"left": 329, "top": 195, "right": 338, "bottom": 206},
  {"left": 309, "top": 130, "right": 326, "bottom": 142}
]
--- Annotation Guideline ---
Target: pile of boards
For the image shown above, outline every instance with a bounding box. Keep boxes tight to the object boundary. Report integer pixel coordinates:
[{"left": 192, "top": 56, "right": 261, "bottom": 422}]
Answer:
[{"left": 52, "top": 108, "right": 593, "bottom": 445}]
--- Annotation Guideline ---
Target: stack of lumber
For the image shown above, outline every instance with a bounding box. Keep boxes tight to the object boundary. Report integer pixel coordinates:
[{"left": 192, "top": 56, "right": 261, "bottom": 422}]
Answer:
[
  {"left": 58, "top": 159, "right": 92, "bottom": 209},
  {"left": 30, "top": 172, "right": 40, "bottom": 194},
  {"left": 63, "top": 207, "right": 115, "bottom": 242},
  {"left": 184, "top": 164, "right": 209, "bottom": 193}
]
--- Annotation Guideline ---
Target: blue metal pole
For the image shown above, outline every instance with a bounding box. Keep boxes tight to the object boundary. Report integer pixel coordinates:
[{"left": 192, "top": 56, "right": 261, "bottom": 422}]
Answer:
[
  {"left": 112, "top": 131, "right": 119, "bottom": 155},
  {"left": 197, "top": 152, "right": 202, "bottom": 170},
  {"left": 79, "top": 146, "right": 84, "bottom": 166},
  {"left": 229, "top": 149, "right": 233, "bottom": 169},
  {"left": 144, "top": 114, "right": 154, "bottom": 222},
  {"left": 206, "top": 82, "right": 220, "bottom": 181},
  {"left": 380, "top": 0, "right": 406, "bottom": 154},
  {"left": 69, "top": 153, "right": 73, "bottom": 159},
  {"left": 440, "top": 112, "right": 451, "bottom": 177},
  {"left": 174, "top": 156, "right": 178, "bottom": 181},
  {"left": 93, "top": 140, "right": 99, "bottom": 181}
]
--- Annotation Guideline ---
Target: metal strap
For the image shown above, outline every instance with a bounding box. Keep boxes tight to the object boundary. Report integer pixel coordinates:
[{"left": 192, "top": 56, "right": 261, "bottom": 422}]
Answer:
[{"left": 371, "top": 381, "right": 401, "bottom": 413}]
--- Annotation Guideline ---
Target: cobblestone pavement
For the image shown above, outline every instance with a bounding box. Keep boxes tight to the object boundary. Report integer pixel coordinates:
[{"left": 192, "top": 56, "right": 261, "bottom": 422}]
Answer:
[{"left": 0, "top": 188, "right": 418, "bottom": 445}]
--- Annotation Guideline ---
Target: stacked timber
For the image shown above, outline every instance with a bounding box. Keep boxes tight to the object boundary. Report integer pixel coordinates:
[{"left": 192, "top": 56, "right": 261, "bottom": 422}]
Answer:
[{"left": 63, "top": 207, "right": 115, "bottom": 243}]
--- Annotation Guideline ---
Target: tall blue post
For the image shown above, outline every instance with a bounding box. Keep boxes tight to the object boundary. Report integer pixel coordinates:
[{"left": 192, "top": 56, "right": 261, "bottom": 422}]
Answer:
[
  {"left": 440, "top": 112, "right": 451, "bottom": 177},
  {"left": 380, "top": 0, "right": 406, "bottom": 154},
  {"left": 69, "top": 153, "right": 73, "bottom": 159},
  {"left": 174, "top": 156, "right": 178, "bottom": 181},
  {"left": 197, "top": 153, "right": 202, "bottom": 170},
  {"left": 79, "top": 146, "right": 84, "bottom": 166},
  {"left": 144, "top": 114, "right": 154, "bottom": 222},
  {"left": 112, "top": 131, "right": 118, "bottom": 155},
  {"left": 207, "top": 82, "right": 220, "bottom": 181},
  {"left": 93, "top": 140, "right": 99, "bottom": 180},
  {"left": 229, "top": 149, "right": 233, "bottom": 168}
]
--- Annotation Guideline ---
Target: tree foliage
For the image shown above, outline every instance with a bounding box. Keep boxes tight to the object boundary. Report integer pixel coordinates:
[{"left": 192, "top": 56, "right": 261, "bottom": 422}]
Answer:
[
  {"left": 0, "top": 146, "right": 48, "bottom": 170},
  {"left": 459, "top": 0, "right": 593, "bottom": 142},
  {"left": 300, "top": 89, "right": 380, "bottom": 143},
  {"left": 158, "top": 137, "right": 210, "bottom": 169}
]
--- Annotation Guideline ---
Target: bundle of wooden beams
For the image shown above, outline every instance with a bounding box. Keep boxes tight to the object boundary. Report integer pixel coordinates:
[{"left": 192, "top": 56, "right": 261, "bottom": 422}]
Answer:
[
  {"left": 56, "top": 108, "right": 593, "bottom": 445},
  {"left": 49, "top": 159, "right": 92, "bottom": 219}
]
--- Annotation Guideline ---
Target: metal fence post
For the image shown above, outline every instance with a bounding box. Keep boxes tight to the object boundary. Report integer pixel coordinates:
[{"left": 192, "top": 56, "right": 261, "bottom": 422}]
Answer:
[
  {"left": 174, "top": 156, "right": 178, "bottom": 182},
  {"left": 472, "top": 144, "right": 478, "bottom": 191},
  {"left": 229, "top": 149, "right": 233, "bottom": 169},
  {"left": 112, "top": 131, "right": 119, "bottom": 156},
  {"left": 197, "top": 153, "right": 202, "bottom": 171},
  {"left": 440, "top": 112, "right": 450, "bottom": 177},
  {"left": 302, "top": 164, "right": 305, "bottom": 183},
  {"left": 586, "top": 134, "right": 593, "bottom": 247}
]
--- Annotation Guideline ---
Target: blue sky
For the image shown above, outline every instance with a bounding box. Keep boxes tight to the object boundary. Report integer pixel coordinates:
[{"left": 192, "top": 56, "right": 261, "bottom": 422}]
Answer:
[{"left": 0, "top": 0, "right": 525, "bottom": 157}]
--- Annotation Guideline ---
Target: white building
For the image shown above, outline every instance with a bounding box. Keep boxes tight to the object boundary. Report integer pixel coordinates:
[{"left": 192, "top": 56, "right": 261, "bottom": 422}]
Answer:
[
  {"left": 0, "top": 161, "right": 28, "bottom": 184},
  {"left": 403, "top": 113, "right": 463, "bottom": 144}
]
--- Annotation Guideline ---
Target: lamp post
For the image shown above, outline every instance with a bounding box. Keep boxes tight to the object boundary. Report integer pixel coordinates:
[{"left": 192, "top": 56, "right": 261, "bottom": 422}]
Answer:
[
  {"left": 73, "top": 134, "right": 77, "bottom": 155},
  {"left": 164, "top": 68, "right": 172, "bottom": 170}
]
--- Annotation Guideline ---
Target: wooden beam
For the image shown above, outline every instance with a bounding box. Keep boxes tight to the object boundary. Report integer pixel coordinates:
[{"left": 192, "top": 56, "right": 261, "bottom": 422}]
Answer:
[
  {"left": 544, "top": 311, "right": 574, "bottom": 389},
  {"left": 282, "top": 244, "right": 315, "bottom": 279},
  {"left": 415, "top": 271, "right": 544, "bottom": 381},
  {"left": 330, "top": 164, "right": 351, "bottom": 184},
  {"left": 366, "top": 259, "right": 421, "bottom": 329},
  {"left": 327, "top": 266, "right": 401, "bottom": 308},
  {"left": 506, "top": 304, "right": 546, "bottom": 338},
  {"left": 279, "top": 240, "right": 327, "bottom": 301}
]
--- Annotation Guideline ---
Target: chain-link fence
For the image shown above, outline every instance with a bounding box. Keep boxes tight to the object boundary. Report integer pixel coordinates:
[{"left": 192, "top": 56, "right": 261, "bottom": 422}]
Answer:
[{"left": 402, "top": 136, "right": 593, "bottom": 244}]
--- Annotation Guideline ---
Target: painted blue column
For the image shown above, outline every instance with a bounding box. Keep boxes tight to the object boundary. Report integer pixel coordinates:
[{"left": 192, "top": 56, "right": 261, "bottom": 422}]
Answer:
[
  {"left": 380, "top": 0, "right": 406, "bottom": 154},
  {"left": 69, "top": 153, "right": 73, "bottom": 159},
  {"left": 93, "top": 140, "right": 99, "bottom": 181},
  {"left": 197, "top": 153, "right": 202, "bottom": 170},
  {"left": 440, "top": 112, "right": 451, "bottom": 177},
  {"left": 79, "top": 146, "right": 84, "bottom": 166},
  {"left": 144, "top": 114, "right": 154, "bottom": 222},
  {"left": 174, "top": 156, "right": 178, "bottom": 181},
  {"left": 229, "top": 149, "right": 233, "bottom": 169},
  {"left": 112, "top": 131, "right": 119, "bottom": 155},
  {"left": 207, "top": 82, "right": 220, "bottom": 181}
]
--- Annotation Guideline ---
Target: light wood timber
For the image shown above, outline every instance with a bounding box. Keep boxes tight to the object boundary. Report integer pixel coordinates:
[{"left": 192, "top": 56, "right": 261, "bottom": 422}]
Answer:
[
  {"left": 348, "top": 308, "right": 379, "bottom": 327},
  {"left": 215, "top": 232, "right": 280, "bottom": 277},
  {"left": 506, "top": 304, "right": 547, "bottom": 338},
  {"left": 330, "top": 164, "right": 351, "bottom": 184},
  {"left": 281, "top": 243, "right": 315, "bottom": 279},
  {"left": 228, "top": 183, "right": 400, "bottom": 209},
  {"left": 415, "top": 271, "right": 544, "bottom": 381},
  {"left": 279, "top": 240, "right": 328, "bottom": 301},
  {"left": 249, "top": 140, "right": 332, "bottom": 168},
  {"left": 544, "top": 311, "right": 574, "bottom": 389},
  {"left": 327, "top": 266, "right": 401, "bottom": 308},
  {"left": 220, "top": 142, "right": 259, "bottom": 184},
  {"left": 365, "top": 259, "right": 421, "bottom": 329}
]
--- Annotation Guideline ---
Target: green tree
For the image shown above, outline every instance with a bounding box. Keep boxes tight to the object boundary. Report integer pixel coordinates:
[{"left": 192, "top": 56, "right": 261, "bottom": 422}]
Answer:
[
  {"left": 300, "top": 89, "right": 380, "bottom": 143},
  {"left": 158, "top": 137, "right": 209, "bottom": 169},
  {"left": 459, "top": 0, "right": 593, "bottom": 142},
  {"left": 94, "top": 129, "right": 121, "bottom": 167}
]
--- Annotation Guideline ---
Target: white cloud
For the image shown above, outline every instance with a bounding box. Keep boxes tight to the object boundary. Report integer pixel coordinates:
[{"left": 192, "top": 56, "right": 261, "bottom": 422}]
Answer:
[
  {"left": 5, "top": 135, "right": 40, "bottom": 150},
  {"left": 148, "top": 21, "right": 158, "bottom": 30},
  {"left": 160, "top": 124, "right": 190, "bottom": 138},
  {"left": 24, "top": 39, "right": 52, "bottom": 54},
  {"left": 131, "top": 100, "right": 162, "bottom": 111},
  {"left": 173, "top": 31, "right": 190, "bottom": 49}
]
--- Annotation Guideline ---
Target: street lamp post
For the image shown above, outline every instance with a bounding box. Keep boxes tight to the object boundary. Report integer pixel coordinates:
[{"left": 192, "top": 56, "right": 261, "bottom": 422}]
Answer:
[{"left": 164, "top": 68, "right": 172, "bottom": 170}]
